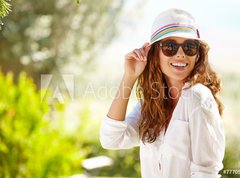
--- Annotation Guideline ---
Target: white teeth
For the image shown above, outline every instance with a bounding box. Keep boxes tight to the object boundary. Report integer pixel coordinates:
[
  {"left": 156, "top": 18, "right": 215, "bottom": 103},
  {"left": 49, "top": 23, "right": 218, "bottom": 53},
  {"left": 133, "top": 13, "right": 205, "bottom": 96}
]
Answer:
[{"left": 171, "top": 63, "right": 187, "bottom": 67}]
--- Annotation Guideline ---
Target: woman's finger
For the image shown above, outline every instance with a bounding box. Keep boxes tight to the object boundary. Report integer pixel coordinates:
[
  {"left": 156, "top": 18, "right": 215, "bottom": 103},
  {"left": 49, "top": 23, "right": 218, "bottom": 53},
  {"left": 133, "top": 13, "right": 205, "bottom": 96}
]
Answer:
[
  {"left": 139, "top": 48, "right": 147, "bottom": 61},
  {"left": 144, "top": 44, "right": 151, "bottom": 55},
  {"left": 141, "top": 42, "right": 151, "bottom": 59},
  {"left": 134, "top": 49, "right": 144, "bottom": 61},
  {"left": 125, "top": 52, "right": 139, "bottom": 61},
  {"left": 142, "top": 42, "right": 149, "bottom": 48}
]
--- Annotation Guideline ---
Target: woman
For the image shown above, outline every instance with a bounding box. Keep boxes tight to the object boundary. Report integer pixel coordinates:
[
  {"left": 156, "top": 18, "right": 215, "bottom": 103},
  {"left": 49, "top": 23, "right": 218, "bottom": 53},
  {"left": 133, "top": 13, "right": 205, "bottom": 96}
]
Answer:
[{"left": 100, "top": 8, "right": 225, "bottom": 178}]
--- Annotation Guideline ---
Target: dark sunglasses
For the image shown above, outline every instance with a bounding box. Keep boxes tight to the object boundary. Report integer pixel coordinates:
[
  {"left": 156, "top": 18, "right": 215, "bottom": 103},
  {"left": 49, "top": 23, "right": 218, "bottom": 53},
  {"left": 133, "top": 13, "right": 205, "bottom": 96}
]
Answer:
[{"left": 159, "top": 39, "right": 200, "bottom": 57}]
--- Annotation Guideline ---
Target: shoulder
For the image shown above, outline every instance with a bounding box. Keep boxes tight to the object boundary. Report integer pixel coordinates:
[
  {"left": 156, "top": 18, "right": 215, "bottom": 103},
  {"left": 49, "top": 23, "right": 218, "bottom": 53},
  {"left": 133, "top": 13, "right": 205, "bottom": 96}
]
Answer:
[
  {"left": 183, "top": 83, "right": 219, "bottom": 118},
  {"left": 186, "top": 83, "right": 221, "bottom": 125},
  {"left": 183, "top": 83, "right": 214, "bottom": 105}
]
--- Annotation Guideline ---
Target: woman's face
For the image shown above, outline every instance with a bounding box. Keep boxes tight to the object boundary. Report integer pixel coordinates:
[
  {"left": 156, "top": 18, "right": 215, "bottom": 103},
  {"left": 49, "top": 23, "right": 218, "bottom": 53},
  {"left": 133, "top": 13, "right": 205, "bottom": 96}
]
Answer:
[{"left": 159, "top": 37, "right": 199, "bottom": 84}]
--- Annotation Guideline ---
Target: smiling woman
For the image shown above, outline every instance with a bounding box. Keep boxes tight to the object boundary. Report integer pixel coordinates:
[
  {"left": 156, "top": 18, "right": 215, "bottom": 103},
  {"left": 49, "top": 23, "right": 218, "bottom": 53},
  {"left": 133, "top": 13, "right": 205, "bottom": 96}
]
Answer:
[{"left": 100, "top": 8, "right": 225, "bottom": 178}]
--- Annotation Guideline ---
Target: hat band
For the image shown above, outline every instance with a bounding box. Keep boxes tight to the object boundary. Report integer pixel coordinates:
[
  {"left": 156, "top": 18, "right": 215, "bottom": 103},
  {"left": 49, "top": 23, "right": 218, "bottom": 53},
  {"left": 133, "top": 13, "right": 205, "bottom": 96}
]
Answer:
[{"left": 150, "top": 24, "right": 199, "bottom": 43}]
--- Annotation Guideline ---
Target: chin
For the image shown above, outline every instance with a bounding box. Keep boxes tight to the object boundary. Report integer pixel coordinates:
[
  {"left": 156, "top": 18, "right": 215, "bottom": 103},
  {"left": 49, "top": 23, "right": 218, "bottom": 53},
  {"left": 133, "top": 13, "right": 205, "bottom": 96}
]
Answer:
[{"left": 170, "top": 74, "right": 189, "bottom": 82}]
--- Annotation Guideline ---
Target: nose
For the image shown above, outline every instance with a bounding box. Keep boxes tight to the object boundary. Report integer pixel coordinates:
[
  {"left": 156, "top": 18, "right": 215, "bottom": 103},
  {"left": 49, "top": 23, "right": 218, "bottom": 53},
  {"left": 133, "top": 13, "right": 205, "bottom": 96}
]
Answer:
[{"left": 176, "top": 46, "right": 185, "bottom": 59}]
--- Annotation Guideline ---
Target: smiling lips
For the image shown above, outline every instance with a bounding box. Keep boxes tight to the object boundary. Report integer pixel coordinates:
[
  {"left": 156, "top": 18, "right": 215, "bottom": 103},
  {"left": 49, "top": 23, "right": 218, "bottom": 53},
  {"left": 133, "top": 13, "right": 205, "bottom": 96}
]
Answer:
[
  {"left": 170, "top": 62, "right": 188, "bottom": 71},
  {"left": 170, "top": 62, "right": 188, "bottom": 70}
]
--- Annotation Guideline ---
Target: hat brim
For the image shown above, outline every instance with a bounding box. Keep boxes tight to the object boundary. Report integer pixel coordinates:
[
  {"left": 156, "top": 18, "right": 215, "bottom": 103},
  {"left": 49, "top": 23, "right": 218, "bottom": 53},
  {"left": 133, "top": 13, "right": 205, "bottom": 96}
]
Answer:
[{"left": 148, "top": 32, "right": 209, "bottom": 48}]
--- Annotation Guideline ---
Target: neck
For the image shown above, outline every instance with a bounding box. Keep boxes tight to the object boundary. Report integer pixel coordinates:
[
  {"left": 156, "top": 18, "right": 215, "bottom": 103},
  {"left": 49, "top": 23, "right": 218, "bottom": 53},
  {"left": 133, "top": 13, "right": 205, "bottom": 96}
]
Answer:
[{"left": 165, "top": 79, "right": 185, "bottom": 105}]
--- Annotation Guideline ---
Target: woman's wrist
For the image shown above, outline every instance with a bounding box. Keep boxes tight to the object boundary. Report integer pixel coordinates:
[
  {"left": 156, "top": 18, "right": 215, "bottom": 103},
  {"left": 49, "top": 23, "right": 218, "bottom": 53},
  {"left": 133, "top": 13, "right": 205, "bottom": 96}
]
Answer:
[{"left": 122, "top": 73, "right": 138, "bottom": 86}]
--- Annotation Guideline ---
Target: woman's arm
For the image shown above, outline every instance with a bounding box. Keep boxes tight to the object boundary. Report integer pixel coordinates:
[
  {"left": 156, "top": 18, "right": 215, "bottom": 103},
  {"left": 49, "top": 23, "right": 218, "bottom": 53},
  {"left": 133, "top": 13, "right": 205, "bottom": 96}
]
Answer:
[
  {"left": 189, "top": 88, "right": 225, "bottom": 178},
  {"left": 100, "top": 101, "right": 141, "bottom": 149},
  {"left": 107, "top": 42, "right": 150, "bottom": 121},
  {"left": 100, "top": 42, "right": 151, "bottom": 149},
  {"left": 107, "top": 74, "right": 137, "bottom": 121}
]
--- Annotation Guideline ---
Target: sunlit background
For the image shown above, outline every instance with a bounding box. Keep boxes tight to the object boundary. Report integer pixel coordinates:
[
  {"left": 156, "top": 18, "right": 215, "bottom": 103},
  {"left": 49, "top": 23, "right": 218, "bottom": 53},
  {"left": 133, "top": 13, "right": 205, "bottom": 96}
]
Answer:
[{"left": 0, "top": 0, "right": 239, "bottom": 177}]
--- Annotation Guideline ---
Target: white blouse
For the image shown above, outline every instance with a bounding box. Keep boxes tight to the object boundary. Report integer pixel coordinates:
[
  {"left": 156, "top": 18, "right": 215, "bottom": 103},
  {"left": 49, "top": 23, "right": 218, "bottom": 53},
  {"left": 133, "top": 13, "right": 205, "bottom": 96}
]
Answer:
[{"left": 100, "top": 83, "right": 225, "bottom": 178}]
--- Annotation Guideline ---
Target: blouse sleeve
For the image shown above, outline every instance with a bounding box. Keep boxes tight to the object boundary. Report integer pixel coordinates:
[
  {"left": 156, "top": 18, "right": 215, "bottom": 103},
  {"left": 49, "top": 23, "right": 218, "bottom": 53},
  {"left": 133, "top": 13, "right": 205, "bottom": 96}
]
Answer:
[
  {"left": 189, "top": 94, "right": 225, "bottom": 178},
  {"left": 100, "top": 101, "right": 141, "bottom": 150}
]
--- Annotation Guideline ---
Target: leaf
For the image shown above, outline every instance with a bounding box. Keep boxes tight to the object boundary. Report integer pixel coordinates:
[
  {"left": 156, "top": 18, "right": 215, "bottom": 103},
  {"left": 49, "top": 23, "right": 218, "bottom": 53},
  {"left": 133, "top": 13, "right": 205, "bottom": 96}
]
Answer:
[{"left": 0, "top": 0, "right": 11, "bottom": 18}]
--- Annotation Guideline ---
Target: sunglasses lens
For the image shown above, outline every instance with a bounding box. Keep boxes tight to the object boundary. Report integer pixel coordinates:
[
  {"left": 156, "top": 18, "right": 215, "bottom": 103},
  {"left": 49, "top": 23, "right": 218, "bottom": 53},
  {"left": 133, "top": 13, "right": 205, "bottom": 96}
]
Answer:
[
  {"left": 183, "top": 40, "right": 199, "bottom": 56},
  {"left": 161, "top": 40, "right": 178, "bottom": 57},
  {"left": 160, "top": 40, "right": 199, "bottom": 57}
]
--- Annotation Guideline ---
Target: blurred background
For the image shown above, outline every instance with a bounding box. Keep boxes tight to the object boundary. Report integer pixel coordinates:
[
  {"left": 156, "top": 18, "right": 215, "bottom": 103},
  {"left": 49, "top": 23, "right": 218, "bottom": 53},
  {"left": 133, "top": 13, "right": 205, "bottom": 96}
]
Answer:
[{"left": 0, "top": 0, "right": 239, "bottom": 177}]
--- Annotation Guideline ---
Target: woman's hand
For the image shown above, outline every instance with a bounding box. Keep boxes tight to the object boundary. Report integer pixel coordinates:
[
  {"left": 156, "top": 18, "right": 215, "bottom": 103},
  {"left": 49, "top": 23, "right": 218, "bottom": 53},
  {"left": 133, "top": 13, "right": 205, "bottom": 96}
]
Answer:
[
  {"left": 124, "top": 42, "right": 151, "bottom": 79},
  {"left": 106, "top": 43, "right": 151, "bottom": 122}
]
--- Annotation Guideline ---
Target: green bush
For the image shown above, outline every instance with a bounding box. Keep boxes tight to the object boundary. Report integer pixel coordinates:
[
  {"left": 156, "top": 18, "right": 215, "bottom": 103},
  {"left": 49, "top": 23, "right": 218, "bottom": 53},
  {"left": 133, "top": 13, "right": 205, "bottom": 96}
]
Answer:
[
  {"left": 220, "top": 73, "right": 240, "bottom": 178},
  {"left": 0, "top": 71, "right": 85, "bottom": 178},
  {"left": 0, "top": 70, "right": 140, "bottom": 178},
  {"left": 221, "top": 136, "right": 240, "bottom": 178}
]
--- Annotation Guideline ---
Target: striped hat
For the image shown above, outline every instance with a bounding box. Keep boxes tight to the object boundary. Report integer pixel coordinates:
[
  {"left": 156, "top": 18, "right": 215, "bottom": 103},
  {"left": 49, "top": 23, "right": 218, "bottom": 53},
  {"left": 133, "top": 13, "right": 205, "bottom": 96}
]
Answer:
[{"left": 149, "top": 8, "right": 207, "bottom": 46}]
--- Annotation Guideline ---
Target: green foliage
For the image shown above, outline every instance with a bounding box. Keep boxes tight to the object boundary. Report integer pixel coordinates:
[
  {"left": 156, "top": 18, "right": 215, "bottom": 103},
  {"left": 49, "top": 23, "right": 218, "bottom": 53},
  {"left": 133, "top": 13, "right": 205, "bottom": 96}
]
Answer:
[
  {"left": 0, "top": 0, "right": 11, "bottom": 18},
  {"left": 221, "top": 136, "right": 240, "bottom": 178},
  {"left": 0, "top": 70, "right": 140, "bottom": 178},
  {"left": 220, "top": 73, "right": 240, "bottom": 178},
  {"left": 0, "top": 0, "right": 124, "bottom": 85},
  {"left": 0, "top": 71, "right": 85, "bottom": 178}
]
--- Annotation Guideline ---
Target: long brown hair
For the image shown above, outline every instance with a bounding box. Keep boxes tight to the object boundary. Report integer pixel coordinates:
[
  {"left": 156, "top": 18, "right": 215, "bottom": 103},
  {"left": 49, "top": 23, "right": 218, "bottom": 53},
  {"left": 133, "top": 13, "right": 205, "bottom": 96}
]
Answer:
[{"left": 136, "top": 41, "right": 223, "bottom": 143}]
